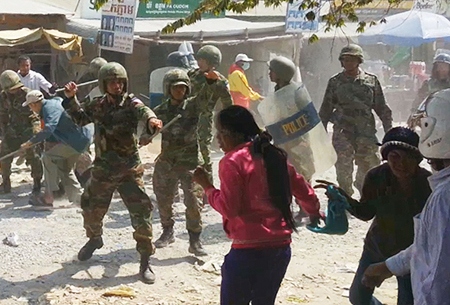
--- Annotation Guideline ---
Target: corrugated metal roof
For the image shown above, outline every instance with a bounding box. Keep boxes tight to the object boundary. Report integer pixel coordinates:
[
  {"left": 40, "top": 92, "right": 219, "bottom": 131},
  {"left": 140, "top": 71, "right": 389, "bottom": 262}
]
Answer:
[{"left": 0, "top": 0, "right": 73, "bottom": 15}]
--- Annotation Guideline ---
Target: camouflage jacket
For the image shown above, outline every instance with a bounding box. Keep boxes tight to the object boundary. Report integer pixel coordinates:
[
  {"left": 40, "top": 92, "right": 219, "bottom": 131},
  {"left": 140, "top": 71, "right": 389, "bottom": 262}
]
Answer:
[
  {"left": 412, "top": 78, "right": 450, "bottom": 110},
  {"left": 62, "top": 93, "right": 157, "bottom": 168},
  {"left": 319, "top": 69, "right": 392, "bottom": 137},
  {"left": 188, "top": 69, "right": 232, "bottom": 129},
  {"left": 155, "top": 97, "right": 202, "bottom": 169},
  {"left": 0, "top": 87, "right": 41, "bottom": 138}
]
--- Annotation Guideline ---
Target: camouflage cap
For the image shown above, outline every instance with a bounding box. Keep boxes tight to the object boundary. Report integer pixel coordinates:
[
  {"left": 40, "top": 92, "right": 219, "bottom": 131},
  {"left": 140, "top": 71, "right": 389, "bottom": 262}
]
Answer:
[
  {"left": 339, "top": 44, "right": 364, "bottom": 62},
  {"left": 163, "top": 68, "right": 191, "bottom": 97},
  {"left": 196, "top": 45, "right": 222, "bottom": 67},
  {"left": 269, "top": 56, "right": 296, "bottom": 82},
  {"left": 0, "top": 70, "right": 23, "bottom": 91},
  {"left": 98, "top": 62, "right": 128, "bottom": 94}
]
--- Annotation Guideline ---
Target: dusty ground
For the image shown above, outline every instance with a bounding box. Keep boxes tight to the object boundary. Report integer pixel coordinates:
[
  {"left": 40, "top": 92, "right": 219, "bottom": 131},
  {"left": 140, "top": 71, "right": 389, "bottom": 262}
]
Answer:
[{"left": 0, "top": 136, "right": 407, "bottom": 305}]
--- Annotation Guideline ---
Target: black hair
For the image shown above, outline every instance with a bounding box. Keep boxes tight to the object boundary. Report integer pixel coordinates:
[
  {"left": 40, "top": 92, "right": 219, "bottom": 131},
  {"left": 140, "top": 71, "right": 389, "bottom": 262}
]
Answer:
[
  {"left": 17, "top": 55, "right": 31, "bottom": 65},
  {"left": 431, "top": 62, "right": 450, "bottom": 80},
  {"left": 217, "top": 105, "right": 297, "bottom": 232}
]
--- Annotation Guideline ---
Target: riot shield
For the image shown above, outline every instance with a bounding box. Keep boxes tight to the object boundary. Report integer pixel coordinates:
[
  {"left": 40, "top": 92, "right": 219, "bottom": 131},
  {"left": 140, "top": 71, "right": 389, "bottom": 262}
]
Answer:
[
  {"left": 149, "top": 66, "right": 174, "bottom": 109},
  {"left": 258, "top": 83, "right": 337, "bottom": 180}
]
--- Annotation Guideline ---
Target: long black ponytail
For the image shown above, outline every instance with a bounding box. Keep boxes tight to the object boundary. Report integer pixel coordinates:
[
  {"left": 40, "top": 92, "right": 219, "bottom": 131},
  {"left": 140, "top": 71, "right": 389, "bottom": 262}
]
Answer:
[{"left": 217, "top": 105, "right": 297, "bottom": 231}]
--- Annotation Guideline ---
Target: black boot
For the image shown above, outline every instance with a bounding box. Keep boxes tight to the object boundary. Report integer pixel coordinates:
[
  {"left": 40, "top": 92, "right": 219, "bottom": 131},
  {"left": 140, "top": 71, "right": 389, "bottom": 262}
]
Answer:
[
  {"left": 154, "top": 227, "right": 175, "bottom": 248},
  {"left": 188, "top": 231, "right": 207, "bottom": 256},
  {"left": 77, "top": 237, "right": 103, "bottom": 261},
  {"left": 139, "top": 253, "right": 156, "bottom": 284},
  {"left": 0, "top": 176, "right": 11, "bottom": 194},
  {"left": 32, "top": 178, "right": 42, "bottom": 194}
]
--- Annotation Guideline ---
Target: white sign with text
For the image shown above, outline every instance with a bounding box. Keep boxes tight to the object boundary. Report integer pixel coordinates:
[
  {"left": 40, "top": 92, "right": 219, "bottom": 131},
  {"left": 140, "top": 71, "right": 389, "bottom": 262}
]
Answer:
[{"left": 100, "top": 0, "right": 138, "bottom": 54}]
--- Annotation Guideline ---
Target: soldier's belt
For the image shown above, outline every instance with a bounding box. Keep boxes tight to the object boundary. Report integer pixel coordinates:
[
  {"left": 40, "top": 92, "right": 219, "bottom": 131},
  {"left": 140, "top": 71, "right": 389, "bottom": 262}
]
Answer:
[{"left": 266, "top": 103, "right": 320, "bottom": 146}]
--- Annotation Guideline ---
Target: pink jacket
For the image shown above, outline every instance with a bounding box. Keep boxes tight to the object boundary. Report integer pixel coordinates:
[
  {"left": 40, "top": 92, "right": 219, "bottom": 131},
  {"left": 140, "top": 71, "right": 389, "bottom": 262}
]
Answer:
[{"left": 205, "top": 142, "right": 321, "bottom": 249}]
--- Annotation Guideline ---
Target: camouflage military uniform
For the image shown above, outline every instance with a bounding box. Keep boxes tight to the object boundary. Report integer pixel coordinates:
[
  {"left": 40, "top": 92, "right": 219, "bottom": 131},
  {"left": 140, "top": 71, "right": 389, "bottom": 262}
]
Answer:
[
  {"left": 63, "top": 92, "right": 156, "bottom": 255},
  {"left": 188, "top": 69, "right": 232, "bottom": 179},
  {"left": 153, "top": 96, "right": 203, "bottom": 233},
  {"left": 319, "top": 70, "right": 392, "bottom": 195},
  {"left": 0, "top": 87, "right": 43, "bottom": 185}
]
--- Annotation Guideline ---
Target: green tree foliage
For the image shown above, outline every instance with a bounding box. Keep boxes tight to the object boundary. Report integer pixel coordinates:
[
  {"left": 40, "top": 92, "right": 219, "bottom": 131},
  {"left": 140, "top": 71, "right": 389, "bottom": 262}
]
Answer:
[{"left": 94, "top": 0, "right": 399, "bottom": 41}]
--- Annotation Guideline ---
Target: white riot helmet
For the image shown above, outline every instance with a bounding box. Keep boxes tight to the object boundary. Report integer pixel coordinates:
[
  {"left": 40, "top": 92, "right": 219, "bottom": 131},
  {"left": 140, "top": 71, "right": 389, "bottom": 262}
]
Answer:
[{"left": 419, "top": 89, "right": 450, "bottom": 159}]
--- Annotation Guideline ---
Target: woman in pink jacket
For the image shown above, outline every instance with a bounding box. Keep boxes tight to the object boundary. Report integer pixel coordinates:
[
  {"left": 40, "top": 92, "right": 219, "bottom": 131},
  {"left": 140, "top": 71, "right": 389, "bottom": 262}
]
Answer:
[{"left": 193, "top": 105, "right": 322, "bottom": 305}]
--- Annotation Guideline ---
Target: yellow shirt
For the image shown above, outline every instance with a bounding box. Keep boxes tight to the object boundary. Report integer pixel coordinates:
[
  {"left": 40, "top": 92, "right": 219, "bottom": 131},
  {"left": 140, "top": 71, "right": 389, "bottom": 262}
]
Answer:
[{"left": 228, "top": 69, "right": 261, "bottom": 107}]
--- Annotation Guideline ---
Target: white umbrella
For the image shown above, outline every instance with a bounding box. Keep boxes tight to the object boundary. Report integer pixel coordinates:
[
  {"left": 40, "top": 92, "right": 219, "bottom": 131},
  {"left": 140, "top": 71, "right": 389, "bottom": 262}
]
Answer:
[{"left": 358, "top": 10, "right": 450, "bottom": 46}]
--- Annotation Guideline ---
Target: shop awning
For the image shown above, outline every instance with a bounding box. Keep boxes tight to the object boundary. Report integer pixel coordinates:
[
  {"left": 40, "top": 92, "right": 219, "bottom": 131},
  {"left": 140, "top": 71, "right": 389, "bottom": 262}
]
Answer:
[{"left": 0, "top": 27, "right": 83, "bottom": 56}]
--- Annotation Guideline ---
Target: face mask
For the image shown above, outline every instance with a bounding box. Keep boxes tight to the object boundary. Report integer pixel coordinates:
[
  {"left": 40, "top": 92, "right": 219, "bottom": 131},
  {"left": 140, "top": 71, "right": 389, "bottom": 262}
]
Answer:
[{"left": 242, "top": 62, "right": 250, "bottom": 71}]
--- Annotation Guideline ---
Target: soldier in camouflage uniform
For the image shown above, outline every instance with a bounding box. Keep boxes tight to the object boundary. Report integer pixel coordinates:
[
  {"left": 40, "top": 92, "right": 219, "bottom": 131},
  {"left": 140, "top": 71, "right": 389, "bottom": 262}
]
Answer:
[
  {"left": 0, "top": 70, "right": 42, "bottom": 194},
  {"left": 152, "top": 69, "right": 206, "bottom": 256},
  {"left": 188, "top": 45, "right": 233, "bottom": 182},
  {"left": 408, "top": 52, "right": 450, "bottom": 128},
  {"left": 62, "top": 62, "right": 162, "bottom": 284},
  {"left": 319, "top": 44, "right": 392, "bottom": 196}
]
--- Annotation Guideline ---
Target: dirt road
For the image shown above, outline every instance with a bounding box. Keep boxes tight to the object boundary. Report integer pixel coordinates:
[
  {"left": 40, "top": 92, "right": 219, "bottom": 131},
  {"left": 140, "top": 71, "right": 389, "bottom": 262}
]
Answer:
[{"left": 0, "top": 139, "right": 401, "bottom": 305}]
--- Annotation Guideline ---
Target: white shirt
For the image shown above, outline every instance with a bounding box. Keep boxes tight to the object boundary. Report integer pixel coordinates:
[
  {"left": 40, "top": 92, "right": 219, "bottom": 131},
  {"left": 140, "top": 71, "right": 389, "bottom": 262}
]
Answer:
[
  {"left": 17, "top": 70, "right": 52, "bottom": 93},
  {"left": 386, "top": 165, "right": 450, "bottom": 305}
]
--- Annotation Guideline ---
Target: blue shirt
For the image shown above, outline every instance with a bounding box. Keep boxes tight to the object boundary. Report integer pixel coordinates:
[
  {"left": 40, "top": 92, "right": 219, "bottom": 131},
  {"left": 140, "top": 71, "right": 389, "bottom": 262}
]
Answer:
[{"left": 29, "top": 97, "right": 93, "bottom": 153}]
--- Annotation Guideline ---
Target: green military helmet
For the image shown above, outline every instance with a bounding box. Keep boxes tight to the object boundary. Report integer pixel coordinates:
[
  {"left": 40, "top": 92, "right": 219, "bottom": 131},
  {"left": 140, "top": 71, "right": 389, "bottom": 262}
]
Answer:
[
  {"left": 89, "top": 57, "right": 108, "bottom": 77},
  {"left": 339, "top": 44, "right": 364, "bottom": 63},
  {"left": 98, "top": 62, "right": 128, "bottom": 94},
  {"left": 0, "top": 70, "right": 23, "bottom": 92},
  {"left": 196, "top": 45, "right": 222, "bottom": 67},
  {"left": 269, "top": 56, "right": 296, "bottom": 82},
  {"left": 163, "top": 68, "right": 191, "bottom": 97}
]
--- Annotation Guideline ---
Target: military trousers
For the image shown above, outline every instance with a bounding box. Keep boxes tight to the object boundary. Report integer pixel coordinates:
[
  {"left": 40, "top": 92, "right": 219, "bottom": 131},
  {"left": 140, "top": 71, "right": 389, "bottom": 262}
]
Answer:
[
  {"left": 81, "top": 163, "right": 155, "bottom": 255},
  {"left": 198, "top": 117, "right": 213, "bottom": 183},
  {"left": 153, "top": 158, "right": 202, "bottom": 233},
  {"left": 332, "top": 128, "right": 380, "bottom": 196},
  {"left": 0, "top": 134, "right": 43, "bottom": 180}
]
